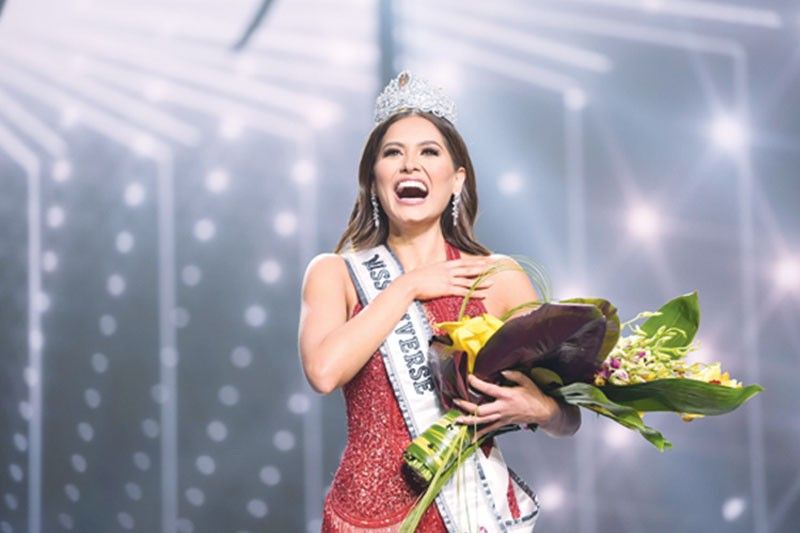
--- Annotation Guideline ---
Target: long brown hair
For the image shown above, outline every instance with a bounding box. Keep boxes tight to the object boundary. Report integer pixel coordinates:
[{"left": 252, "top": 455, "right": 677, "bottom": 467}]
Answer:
[{"left": 334, "top": 109, "right": 491, "bottom": 256}]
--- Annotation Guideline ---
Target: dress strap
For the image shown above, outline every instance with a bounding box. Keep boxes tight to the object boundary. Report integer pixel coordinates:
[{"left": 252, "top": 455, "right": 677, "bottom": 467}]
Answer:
[{"left": 445, "top": 241, "right": 460, "bottom": 261}]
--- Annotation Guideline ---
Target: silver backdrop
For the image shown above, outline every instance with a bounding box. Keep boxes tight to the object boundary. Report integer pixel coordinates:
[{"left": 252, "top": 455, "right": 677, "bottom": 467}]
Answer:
[{"left": 0, "top": 0, "right": 798, "bottom": 532}]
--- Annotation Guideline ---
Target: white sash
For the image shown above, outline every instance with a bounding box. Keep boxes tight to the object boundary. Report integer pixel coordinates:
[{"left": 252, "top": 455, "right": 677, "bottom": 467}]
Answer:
[{"left": 343, "top": 244, "right": 539, "bottom": 532}]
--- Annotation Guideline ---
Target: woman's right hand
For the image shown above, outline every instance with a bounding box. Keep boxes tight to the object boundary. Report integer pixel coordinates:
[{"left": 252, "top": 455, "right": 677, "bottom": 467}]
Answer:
[{"left": 399, "top": 257, "right": 497, "bottom": 301}]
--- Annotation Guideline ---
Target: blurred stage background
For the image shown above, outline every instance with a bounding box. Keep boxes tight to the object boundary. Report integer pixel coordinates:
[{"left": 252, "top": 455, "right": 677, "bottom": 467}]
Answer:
[{"left": 1, "top": 0, "right": 798, "bottom": 532}]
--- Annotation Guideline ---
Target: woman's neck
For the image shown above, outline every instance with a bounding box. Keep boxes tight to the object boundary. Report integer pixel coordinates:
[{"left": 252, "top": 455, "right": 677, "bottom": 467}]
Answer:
[{"left": 386, "top": 226, "right": 448, "bottom": 272}]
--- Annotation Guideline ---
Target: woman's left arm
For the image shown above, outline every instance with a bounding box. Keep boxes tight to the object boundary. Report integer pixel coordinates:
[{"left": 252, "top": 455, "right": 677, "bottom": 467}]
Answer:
[{"left": 453, "top": 255, "right": 581, "bottom": 438}]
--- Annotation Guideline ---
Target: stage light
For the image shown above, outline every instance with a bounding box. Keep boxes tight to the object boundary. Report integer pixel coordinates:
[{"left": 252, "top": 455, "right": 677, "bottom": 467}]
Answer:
[
  {"left": 273, "top": 430, "right": 296, "bottom": 451},
  {"left": 124, "top": 482, "right": 142, "bottom": 501},
  {"left": 70, "top": 454, "right": 87, "bottom": 473},
  {"left": 181, "top": 264, "right": 202, "bottom": 286},
  {"left": 538, "top": 483, "right": 564, "bottom": 509},
  {"left": 175, "top": 518, "right": 194, "bottom": 533},
  {"left": 160, "top": 347, "right": 179, "bottom": 368},
  {"left": 244, "top": 305, "right": 267, "bottom": 327},
  {"left": 35, "top": 292, "right": 50, "bottom": 312},
  {"left": 124, "top": 182, "right": 146, "bottom": 206},
  {"left": 64, "top": 484, "right": 79, "bottom": 503},
  {"left": 77, "top": 423, "right": 94, "bottom": 443},
  {"left": 141, "top": 418, "right": 159, "bottom": 439},
  {"left": 196, "top": 455, "right": 216, "bottom": 476},
  {"left": 220, "top": 116, "right": 244, "bottom": 140},
  {"left": 172, "top": 307, "right": 190, "bottom": 328},
  {"left": 57, "top": 514, "right": 74, "bottom": 530},
  {"left": 205, "top": 168, "right": 230, "bottom": 193},
  {"left": 557, "top": 284, "right": 588, "bottom": 300},
  {"left": 207, "top": 420, "right": 228, "bottom": 442},
  {"left": 247, "top": 499, "right": 269, "bottom": 519},
  {"left": 99, "top": 314, "right": 117, "bottom": 336},
  {"left": 60, "top": 105, "right": 81, "bottom": 129},
  {"left": 230, "top": 346, "right": 253, "bottom": 368},
  {"left": 722, "top": 496, "right": 746, "bottom": 522},
  {"left": 259, "top": 465, "right": 281, "bottom": 486},
  {"left": 52, "top": 159, "right": 72, "bottom": 182},
  {"left": 24, "top": 366, "right": 39, "bottom": 388},
  {"left": 91, "top": 353, "right": 109, "bottom": 374},
  {"left": 288, "top": 393, "right": 310, "bottom": 414},
  {"left": 642, "top": 0, "right": 665, "bottom": 12},
  {"left": 133, "top": 135, "right": 156, "bottom": 157},
  {"left": 564, "top": 88, "right": 587, "bottom": 111},
  {"left": 47, "top": 205, "right": 65, "bottom": 228},
  {"left": 150, "top": 384, "right": 168, "bottom": 405},
  {"left": 132, "top": 452, "right": 150, "bottom": 472},
  {"left": 193, "top": 218, "right": 216, "bottom": 241},
  {"left": 116, "top": 231, "right": 134, "bottom": 254},
  {"left": 117, "top": 510, "right": 135, "bottom": 530},
  {"left": 234, "top": 57, "right": 258, "bottom": 77},
  {"left": 328, "top": 41, "right": 365, "bottom": 67},
  {"left": 218, "top": 385, "right": 240, "bottom": 407},
  {"left": 259, "top": 259, "right": 282, "bottom": 283},
  {"left": 274, "top": 211, "right": 298, "bottom": 236},
  {"left": 84, "top": 388, "right": 101, "bottom": 409},
  {"left": 774, "top": 256, "right": 800, "bottom": 291},
  {"left": 292, "top": 159, "right": 316, "bottom": 185},
  {"left": 42, "top": 250, "right": 59, "bottom": 272},
  {"left": 427, "top": 63, "right": 464, "bottom": 96},
  {"left": 9, "top": 464, "right": 22, "bottom": 482},
  {"left": 307, "top": 101, "right": 341, "bottom": 129},
  {"left": 603, "top": 422, "right": 634, "bottom": 449},
  {"left": 185, "top": 487, "right": 205, "bottom": 507},
  {"left": 107, "top": 273, "right": 126, "bottom": 296},
  {"left": 627, "top": 204, "right": 661, "bottom": 240},
  {"left": 709, "top": 114, "right": 748, "bottom": 151},
  {"left": 498, "top": 171, "right": 523, "bottom": 196},
  {"left": 143, "top": 80, "right": 169, "bottom": 102},
  {"left": 29, "top": 329, "right": 43, "bottom": 351}
]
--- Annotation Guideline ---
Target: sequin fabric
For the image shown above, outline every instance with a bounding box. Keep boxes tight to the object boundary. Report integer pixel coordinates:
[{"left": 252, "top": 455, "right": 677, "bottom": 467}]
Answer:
[{"left": 322, "top": 242, "right": 488, "bottom": 532}]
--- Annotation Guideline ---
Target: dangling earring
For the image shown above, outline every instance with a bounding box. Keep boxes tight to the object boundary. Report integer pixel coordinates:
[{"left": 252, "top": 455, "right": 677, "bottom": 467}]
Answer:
[
  {"left": 371, "top": 190, "right": 380, "bottom": 229},
  {"left": 451, "top": 191, "right": 461, "bottom": 226}
]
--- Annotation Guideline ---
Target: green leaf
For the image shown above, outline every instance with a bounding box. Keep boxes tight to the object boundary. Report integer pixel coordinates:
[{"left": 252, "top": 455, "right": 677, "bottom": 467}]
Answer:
[
  {"left": 601, "top": 379, "right": 764, "bottom": 415},
  {"left": 530, "top": 367, "right": 564, "bottom": 389},
  {"left": 550, "top": 382, "right": 673, "bottom": 451},
  {"left": 640, "top": 291, "right": 700, "bottom": 348}
]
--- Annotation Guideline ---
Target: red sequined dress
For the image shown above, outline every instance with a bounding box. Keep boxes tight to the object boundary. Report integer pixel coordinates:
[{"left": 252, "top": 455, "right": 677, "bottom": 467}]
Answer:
[{"left": 322, "top": 241, "right": 519, "bottom": 532}]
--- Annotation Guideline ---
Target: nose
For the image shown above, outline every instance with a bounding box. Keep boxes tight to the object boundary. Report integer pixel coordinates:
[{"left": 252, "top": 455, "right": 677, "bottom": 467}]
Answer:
[{"left": 401, "top": 153, "right": 419, "bottom": 173}]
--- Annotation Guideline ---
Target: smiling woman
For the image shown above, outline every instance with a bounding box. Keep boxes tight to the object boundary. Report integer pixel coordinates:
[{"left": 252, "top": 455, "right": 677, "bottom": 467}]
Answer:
[
  {"left": 298, "top": 71, "right": 578, "bottom": 532},
  {"left": 332, "top": 103, "right": 488, "bottom": 257}
]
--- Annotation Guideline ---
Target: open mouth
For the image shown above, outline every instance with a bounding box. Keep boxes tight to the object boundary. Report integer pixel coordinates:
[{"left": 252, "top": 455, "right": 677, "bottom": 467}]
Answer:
[{"left": 394, "top": 180, "right": 429, "bottom": 202}]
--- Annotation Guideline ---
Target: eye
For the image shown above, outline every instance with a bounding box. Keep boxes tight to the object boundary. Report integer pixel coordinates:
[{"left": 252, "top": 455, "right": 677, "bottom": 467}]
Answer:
[
  {"left": 422, "top": 147, "right": 440, "bottom": 156},
  {"left": 382, "top": 148, "right": 401, "bottom": 157}
]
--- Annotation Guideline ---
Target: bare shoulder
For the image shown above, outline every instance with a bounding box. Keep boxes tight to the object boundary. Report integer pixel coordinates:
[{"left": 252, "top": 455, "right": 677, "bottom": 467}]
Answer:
[
  {"left": 489, "top": 253, "right": 541, "bottom": 316},
  {"left": 302, "top": 253, "right": 357, "bottom": 318}
]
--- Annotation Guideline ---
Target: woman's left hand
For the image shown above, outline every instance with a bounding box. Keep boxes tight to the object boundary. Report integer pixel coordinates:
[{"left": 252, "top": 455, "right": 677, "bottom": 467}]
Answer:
[{"left": 452, "top": 371, "right": 561, "bottom": 440}]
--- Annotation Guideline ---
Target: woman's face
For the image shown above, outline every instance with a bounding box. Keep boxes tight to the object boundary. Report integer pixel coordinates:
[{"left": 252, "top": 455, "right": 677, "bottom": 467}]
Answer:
[{"left": 372, "top": 115, "right": 465, "bottom": 231}]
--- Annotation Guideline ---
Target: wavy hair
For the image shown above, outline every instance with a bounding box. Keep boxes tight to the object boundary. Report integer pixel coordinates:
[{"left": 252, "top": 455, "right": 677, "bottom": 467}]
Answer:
[{"left": 334, "top": 109, "right": 491, "bottom": 256}]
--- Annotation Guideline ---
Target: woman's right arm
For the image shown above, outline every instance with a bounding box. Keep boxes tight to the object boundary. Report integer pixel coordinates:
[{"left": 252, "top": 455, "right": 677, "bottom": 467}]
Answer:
[{"left": 298, "top": 253, "right": 494, "bottom": 394}]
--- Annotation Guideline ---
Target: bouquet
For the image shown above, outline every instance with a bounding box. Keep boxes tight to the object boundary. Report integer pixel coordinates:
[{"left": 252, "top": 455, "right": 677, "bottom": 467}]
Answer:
[{"left": 399, "top": 259, "right": 763, "bottom": 532}]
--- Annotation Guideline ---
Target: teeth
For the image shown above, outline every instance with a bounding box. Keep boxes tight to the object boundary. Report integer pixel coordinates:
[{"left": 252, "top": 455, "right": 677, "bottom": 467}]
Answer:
[{"left": 395, "top": 180, "right": 428, "bottom": 194}]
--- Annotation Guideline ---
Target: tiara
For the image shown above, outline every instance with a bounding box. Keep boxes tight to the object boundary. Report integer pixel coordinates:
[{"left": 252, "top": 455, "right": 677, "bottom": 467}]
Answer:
[{"left": 374, "top": 70, "right": 457, "bottom": 125}]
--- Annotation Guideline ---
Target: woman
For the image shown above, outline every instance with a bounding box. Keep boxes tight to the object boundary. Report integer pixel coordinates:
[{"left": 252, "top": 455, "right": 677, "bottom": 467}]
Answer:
[{"left": 299, "top": 71, "right": 580, "bottom": 532}]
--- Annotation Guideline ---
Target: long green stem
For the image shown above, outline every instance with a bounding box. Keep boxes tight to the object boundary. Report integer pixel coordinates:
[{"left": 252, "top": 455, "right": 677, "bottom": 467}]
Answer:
[{"left": 399, "top": 428, "right": 490, "bottom": 532}]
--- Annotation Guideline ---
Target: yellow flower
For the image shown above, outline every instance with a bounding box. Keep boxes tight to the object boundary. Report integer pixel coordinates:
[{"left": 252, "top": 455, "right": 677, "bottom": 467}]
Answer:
[
  {"left": 436, "top": 313, "right": 504, "bottom": 373},
  {"left": 687, "top": 363, "right": 742, "bottom": 388}
]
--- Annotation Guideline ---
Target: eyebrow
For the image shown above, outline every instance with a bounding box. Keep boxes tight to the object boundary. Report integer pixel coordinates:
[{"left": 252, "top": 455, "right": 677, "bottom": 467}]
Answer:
[{"left": 380, "top": 140, "right": 443, "bottom": 150}]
